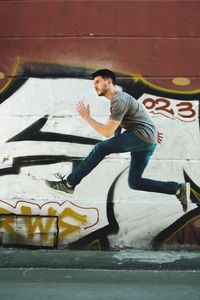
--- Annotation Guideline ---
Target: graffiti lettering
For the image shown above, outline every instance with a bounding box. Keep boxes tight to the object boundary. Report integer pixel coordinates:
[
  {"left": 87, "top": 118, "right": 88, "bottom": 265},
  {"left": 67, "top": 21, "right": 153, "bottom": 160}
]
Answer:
[
  {"left": 0, "top": 204, "right": 89, "bottom": 247},
  {"left": 176, "top": 101, "right": 196, "bottom": 119},
  {"left": 142, "top": 98, "right": 196, "bottom": 121},
  {"left": 21, "top": 206, "right": 57, "bottom": 242}
]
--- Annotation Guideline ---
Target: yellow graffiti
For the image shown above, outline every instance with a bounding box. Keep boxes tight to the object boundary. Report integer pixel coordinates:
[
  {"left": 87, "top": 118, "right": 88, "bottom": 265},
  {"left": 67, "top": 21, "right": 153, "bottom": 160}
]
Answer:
[
  {"left": 194, "top": 218, "right": 200, "bottom": 229},
  {"left": 0, "top": 215, "right": 14, "bottom": 234},
  {"left": 191, "top": 188, "right": 200, "bottom": 202},
  {"left": 0, "top": 207, "right": 25, "bottom": 243},
  {"left": 0, "top": 204, "right": 88, "bottom": 246},
  {"left": 0, "top": 208, "right": 15, "bottom": 234},
  {"left": 1, "top": 59, "right": 200, "bottom": 96},
  {"left": 58, "top": 208, "right": 87, "bottom": 241},
  {"left": 0, "top": 56, "right": 21, "bottom": 93},
  {"left": 131, "top": 74, "right": 200, "bottom": 95},
  {"left": 21, "top": 206, "right": 57, "bottom": 242},
  {"left": 84, "top": 239, "right": 102, "bottom": 251},
  {"left": 0, "top": 207, "right": 13, "bottom": 214}
]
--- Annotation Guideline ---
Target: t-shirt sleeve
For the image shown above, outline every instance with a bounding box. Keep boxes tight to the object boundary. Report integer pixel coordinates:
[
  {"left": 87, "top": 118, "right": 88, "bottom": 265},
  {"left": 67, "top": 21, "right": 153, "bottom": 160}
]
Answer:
[{"left": 109, "top": 100, "right": 127, "bottom": 122}]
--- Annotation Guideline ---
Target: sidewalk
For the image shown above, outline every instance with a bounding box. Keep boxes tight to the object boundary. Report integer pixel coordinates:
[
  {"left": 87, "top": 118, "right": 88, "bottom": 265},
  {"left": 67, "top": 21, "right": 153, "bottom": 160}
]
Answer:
[{"left": 0, "top": 248, "right": 200, "bottom": 270}]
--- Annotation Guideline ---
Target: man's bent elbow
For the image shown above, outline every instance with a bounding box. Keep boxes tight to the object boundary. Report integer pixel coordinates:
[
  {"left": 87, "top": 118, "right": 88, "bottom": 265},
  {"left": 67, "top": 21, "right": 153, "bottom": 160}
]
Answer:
[{"left": 103, "top": 130, "right": 114, "bottom": 138}]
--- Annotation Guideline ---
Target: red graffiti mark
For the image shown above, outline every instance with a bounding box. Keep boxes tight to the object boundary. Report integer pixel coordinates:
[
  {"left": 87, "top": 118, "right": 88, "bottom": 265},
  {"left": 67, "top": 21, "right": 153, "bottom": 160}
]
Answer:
[
  {"left": 2, "top": 157, "right": 9, "bottom": 163},
  {"left": 0, "top": 199, "right": 99, "bottom": 229},
  {"left": 142, "top": 98, "right": 197, "bottom": 121},
  {"left": 176, "top": 102, "right": 196, "bottom": 119},
  {"left": 143, "top": 98, "right": 174, "bottom": 115},
  {"left": 68, "top": 201, "right": 99, "bottom": 229}
]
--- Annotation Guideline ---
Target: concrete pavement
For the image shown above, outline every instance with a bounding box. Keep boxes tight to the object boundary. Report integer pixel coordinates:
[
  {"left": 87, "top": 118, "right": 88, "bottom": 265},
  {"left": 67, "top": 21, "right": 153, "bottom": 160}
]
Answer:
[
  {"left": 1, "top": 249, "right": 200, "bottom": 300},
  {"left": 0, "top": 248, "right": 200, "bottom": 270},
  {"left": 0, "top": 268, "right": 200, "bottom": 300}
]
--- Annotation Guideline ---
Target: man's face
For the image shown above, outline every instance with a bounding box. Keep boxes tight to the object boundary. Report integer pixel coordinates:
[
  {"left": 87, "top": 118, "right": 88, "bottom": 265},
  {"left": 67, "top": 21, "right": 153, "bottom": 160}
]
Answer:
[{"left": 93, "top": 76, "right": 110, "bottom": 96}]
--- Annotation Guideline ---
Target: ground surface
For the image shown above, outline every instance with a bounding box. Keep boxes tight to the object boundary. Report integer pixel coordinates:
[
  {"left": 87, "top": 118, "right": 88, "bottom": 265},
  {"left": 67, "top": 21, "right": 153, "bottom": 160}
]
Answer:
[{"left": 0, "top": 268, "right": 200, "bottom": 300}]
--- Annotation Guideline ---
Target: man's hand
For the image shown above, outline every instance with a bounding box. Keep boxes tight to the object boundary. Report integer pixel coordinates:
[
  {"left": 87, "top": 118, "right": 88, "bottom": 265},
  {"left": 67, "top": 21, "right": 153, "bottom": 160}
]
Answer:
[
  {"left": 157, "top": 131, "right": 164, "bottom": 144},
  {"left": 76, "top": 100, "right": 120, "bottom": 138},
  {"left": 76, "top": 101, "right": 90, "bottom": 121}
]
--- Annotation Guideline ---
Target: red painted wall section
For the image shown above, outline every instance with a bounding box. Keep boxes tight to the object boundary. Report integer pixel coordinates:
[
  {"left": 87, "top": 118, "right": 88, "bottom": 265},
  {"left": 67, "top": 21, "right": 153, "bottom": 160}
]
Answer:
[
  {"left": 0, "top": 0, "right": 200, "bottom": 250},
  {"left": 0, "top": 0, "right": 199, "bottom": 92},
  {"left": 0, "top": 1, "right": 199, "bottom": 37}
]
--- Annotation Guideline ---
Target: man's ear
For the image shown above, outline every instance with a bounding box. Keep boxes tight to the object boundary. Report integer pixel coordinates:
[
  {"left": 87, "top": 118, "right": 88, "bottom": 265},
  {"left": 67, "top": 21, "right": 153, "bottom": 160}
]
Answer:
[{"left": 107, "top": 78, "right": 112, "bottom": 85}]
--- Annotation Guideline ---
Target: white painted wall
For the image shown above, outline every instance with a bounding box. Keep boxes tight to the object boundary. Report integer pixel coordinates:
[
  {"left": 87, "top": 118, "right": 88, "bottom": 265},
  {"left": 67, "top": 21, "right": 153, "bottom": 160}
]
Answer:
[{"left": 0, "top": 78, "right": 199, "bottom": 249}]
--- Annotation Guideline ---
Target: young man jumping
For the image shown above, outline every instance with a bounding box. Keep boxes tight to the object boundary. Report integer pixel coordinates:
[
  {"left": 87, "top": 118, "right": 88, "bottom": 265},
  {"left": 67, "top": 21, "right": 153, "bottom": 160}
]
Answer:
[{"left": 45, "top": 69, "right": 190, "bottom": 212}]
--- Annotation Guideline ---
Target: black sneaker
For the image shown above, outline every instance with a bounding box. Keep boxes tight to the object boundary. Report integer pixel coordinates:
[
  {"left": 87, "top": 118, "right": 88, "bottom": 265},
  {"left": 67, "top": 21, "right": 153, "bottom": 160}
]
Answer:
[
  {"left": 45, "top": 173, "right": 74, "bottom": 195},
  {"left": 177, "top": 183, "right": 190, "bottom": 212}
]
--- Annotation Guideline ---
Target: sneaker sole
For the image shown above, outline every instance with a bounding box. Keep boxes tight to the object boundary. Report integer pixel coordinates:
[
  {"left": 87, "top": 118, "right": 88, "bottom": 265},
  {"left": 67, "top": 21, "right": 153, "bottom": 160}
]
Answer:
[{"left": 45, "top": 180, "right": 74, "bottom": 197}]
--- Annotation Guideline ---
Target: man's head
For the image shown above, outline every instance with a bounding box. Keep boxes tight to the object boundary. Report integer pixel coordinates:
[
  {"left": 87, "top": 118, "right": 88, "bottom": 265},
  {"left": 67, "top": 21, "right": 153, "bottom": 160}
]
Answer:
[{"left": 91, "top": 69, "right": 116, "bottom": 97}]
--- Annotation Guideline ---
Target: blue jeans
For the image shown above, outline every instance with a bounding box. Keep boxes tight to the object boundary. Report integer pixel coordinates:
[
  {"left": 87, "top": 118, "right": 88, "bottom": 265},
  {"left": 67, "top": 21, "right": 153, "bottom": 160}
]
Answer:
[{"left": 67, "top": 131, "right": 178, "bottom": 195}]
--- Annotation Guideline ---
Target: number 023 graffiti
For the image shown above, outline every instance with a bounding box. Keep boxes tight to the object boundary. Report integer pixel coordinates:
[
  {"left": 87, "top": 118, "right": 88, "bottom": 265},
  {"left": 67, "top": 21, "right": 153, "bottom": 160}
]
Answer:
[{"left": 142, "top": 98, "right": 197, "bottom": 122}]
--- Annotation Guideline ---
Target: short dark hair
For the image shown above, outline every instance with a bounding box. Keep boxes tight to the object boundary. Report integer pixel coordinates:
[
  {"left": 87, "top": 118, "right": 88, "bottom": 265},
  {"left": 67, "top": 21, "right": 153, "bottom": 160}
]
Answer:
[{"left": 91, "top": 69, "right": 116, "bottom": 85}]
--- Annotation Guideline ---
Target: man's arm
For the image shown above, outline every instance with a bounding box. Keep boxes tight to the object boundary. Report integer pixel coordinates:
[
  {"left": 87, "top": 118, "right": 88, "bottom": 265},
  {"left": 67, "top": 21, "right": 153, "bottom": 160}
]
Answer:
[{"left": 76, "top": 101, "right": 121, "bottom": 138}]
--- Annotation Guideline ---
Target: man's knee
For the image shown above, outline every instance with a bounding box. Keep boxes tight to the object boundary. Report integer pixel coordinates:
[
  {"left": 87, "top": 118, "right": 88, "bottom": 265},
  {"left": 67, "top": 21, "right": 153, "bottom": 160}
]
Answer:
[
  {"left": 128, "top": 177, "right": 142, "bottom": 190},
  {"left": 93, "top": 141, "right": 107, "bottom": 156}
]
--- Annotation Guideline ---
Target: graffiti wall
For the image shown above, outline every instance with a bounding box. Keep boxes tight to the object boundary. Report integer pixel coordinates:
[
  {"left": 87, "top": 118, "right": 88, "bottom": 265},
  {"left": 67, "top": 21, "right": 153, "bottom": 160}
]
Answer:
[{"left": 0, "top": 0, "right": 199, "bottom": 250}]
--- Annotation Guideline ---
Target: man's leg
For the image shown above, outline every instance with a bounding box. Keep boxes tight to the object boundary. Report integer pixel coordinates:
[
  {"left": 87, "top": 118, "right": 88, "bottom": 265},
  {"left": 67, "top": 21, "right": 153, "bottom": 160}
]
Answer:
[
  {"left": 128, "top": 149, "right": 190, "bottom": 212},
  {"left": 67, "top": 131, "right": 148, "bottom": 186},
  {"left": 46, "top": 131, "right": 151, "bottom": 191},
  {"left": 128, "top": 149, "right": 179, "bottom": 194},
  {"left": 45, "top": 131, "right": 190, "bottom": 211}
]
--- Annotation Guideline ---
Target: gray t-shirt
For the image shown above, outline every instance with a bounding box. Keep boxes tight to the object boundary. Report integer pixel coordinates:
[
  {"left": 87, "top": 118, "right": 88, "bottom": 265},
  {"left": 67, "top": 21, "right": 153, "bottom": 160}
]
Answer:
[{"left": 110, "top": 91, "right": 157, "bottom": 144}]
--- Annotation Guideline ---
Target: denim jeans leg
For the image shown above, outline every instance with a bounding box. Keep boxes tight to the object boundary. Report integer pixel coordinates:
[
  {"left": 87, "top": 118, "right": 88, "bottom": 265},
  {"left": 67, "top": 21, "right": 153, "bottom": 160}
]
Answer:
[
  {"left": 67, "top": 141, "right": 107, "bottom": 186},
  {"left": 68, "top": 130, "right": 179, "bottom": 195},
  {"left": 67, "top": 131, "right": 145, "bottom": 186},
  {"left": 128, "top": 149, "right": 179, "bottom": 194}
]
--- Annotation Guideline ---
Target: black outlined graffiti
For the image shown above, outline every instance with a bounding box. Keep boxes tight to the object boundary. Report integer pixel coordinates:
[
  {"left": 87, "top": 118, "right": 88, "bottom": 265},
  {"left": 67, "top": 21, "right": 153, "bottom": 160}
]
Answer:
[
  {"left": 152, "top": 207, "right": 200, "bottom": 250},
  {"left": 0, "top": 63, "right": 200, "bottom": 250},
  {"left": 1, "top": 63, "right": 200, "bottom": 104},
  {"left": 7, "top": 115, "right": 100, "bottom": 145},
  {"left": 184, "top": 170, "right": 200, "bottom": 205}
]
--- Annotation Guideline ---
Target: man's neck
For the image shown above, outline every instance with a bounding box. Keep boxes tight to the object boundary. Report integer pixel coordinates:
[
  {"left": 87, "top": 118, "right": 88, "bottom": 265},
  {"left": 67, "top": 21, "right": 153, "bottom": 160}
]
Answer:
[{"left": 104, "top": 86, "right": 116, "bottom": 101}]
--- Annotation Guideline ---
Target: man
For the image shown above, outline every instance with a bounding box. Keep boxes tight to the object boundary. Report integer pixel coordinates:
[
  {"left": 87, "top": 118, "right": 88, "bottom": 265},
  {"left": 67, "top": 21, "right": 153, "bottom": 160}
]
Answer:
[{"left": 46, "top": 69, "right": 190, "bottom": 212}]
